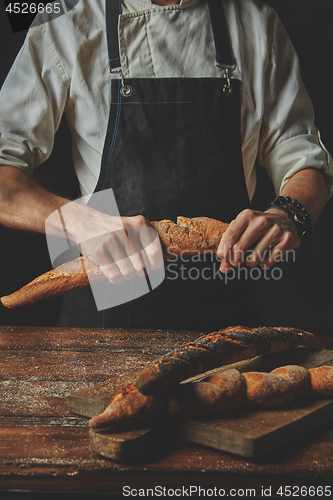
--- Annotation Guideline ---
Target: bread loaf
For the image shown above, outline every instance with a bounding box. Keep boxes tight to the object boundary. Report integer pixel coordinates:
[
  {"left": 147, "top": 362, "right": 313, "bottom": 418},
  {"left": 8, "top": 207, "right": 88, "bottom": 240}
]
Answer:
[
  {"left": 1, "top": 216, "right": 229, "bottom": 309},
  {"left": 151, "top": 216, "right": 229, "bottom": 256},
  {"left": 167, "top": 368, "right": 246, "bottom": 418},
  {"left": 136, "top": 326, "right": 316, "bottom": 395},
  {"left": 88, "top": 383, "right": 166, "bottom": 430},
  {"left": 308, "top": 367, "right": 333, "bottom": 397},
  {"left": 89, "top": 365, "right": 333, "bottom": 430},
  {"left": 271, "top": 365, "right": 310, "bottom": 400},
  {"left": 0, "top": 256, "right": 105, "bottom": 309}
]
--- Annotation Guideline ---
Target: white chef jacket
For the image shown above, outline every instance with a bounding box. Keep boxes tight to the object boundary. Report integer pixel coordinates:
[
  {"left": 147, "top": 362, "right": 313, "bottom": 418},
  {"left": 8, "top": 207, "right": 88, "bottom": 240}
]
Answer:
[{"left": 0, "top": 0, "right": 332, "bottom": 199}]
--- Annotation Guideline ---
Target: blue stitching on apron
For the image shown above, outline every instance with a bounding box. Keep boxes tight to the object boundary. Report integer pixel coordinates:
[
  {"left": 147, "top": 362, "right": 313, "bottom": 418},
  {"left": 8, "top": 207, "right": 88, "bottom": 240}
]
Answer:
[
  {"left": 121, "top": 100, "right": 230, "bottom": 105},
  {"left": 92, "top": 81, "right": 122, "bottom": 210},
  {"left": 103, "top": 81, "right": 122, "bottom": 191},
  {"left": 93, "top": 81, "right": 123, "bottom": 329}
]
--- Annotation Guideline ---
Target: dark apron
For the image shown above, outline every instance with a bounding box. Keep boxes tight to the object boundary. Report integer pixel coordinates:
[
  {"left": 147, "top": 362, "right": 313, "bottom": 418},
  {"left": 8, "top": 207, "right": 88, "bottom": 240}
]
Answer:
[{"left": 59, "top": 0, "right": 259, "bottom": 330}]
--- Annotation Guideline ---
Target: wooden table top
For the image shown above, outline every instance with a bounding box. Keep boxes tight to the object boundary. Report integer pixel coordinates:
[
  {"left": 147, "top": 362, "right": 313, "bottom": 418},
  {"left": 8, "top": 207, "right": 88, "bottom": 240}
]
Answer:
[{"left": 1, "top": 325, "right": 333, "bottom": 496}]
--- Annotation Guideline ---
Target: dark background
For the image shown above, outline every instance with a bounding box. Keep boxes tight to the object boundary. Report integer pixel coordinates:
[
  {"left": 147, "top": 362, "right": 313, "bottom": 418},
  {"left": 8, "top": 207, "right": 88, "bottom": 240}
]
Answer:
[{"left": 0, "top": 0, "right": 332, "bottom": 334}]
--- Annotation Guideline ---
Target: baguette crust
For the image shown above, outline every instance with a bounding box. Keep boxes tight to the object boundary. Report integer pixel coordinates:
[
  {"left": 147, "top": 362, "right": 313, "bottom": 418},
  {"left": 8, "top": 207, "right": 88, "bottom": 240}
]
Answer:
[
  {"left": 151, "top": 216, "right": 229, "bottom": 256},
  {"left": 1, "top": 256, "right": 104, "bottom": 309},
  {"left": 168, "top": 368, "right": 246, "bottom": 418},
  {"left": 271, "top": 365, "right": 310, "bottom": 399},
  {"left": 136, "top": 326, "right": 316, "bottom": 395},
  {"left": 89, "top": 364, "right": 333, "bottom": 430},
  {"left": 243, "top": 372, "right": 295, "bottom": 408},
  {"left": 1, "top": 216, "right": 229, "bottom": 309},
  {"left": 88, "top": 383, "right": 166, "bottom": 430},
  {"left": 308, "top": 366, "right": 333, "bottom": 397}
]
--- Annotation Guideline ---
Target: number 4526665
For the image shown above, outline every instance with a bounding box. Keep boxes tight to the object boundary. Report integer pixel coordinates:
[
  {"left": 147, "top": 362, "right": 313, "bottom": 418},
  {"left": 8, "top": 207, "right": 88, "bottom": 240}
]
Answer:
[
  {"left": 276, "top": 485, "right": 332, "bottom": 497},
  {"left": 6, "top": 3, "right": 61, "bottom": 14}
]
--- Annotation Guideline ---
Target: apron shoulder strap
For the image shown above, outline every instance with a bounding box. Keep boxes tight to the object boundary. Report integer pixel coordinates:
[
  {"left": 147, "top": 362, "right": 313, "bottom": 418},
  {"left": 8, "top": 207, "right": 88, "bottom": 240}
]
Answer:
[
  {"left": 207, "top": 0, "right": 236, "bottom": 69},
  {"left": 106, "top": 0, "right": 122, "bottom": 70}
]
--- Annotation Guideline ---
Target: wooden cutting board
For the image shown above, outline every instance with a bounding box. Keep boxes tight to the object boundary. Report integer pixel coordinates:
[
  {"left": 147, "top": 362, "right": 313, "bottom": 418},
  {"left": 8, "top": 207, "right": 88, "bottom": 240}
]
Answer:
[
  {"left": 68, "top": 347, "right": 333, "bottom": 461},
  {"left": 186, "top": 398, "right": 333, "bottom": 457}
]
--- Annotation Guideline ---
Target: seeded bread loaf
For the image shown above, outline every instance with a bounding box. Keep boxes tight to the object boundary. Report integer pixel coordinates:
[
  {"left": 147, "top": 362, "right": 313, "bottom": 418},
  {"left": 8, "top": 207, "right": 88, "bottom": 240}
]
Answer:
[
  {"left": 1, "top": 216, "right": 229, "bottom": 309},
  {"left": 136, "top": 326, "right": 316, "bottom": 395}
]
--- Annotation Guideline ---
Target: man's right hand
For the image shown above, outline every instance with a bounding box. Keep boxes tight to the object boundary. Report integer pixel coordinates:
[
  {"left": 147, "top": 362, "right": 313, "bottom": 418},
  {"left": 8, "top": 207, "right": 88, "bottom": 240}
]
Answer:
[{"left": 49, "top": 204, "right": 164, "bottom": 284}]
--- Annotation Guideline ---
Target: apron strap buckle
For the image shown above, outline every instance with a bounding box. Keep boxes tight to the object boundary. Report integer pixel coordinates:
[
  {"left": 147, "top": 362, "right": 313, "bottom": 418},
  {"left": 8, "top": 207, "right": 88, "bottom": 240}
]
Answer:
[
  {"left": 223, "top": 68, "right": 232, "bottom": 95},
  {"left": 110, "top": 67, "right": 133, "bottom": 97},
  {"left": 217, "top": 64, "right": 236, "bottom": 96}
]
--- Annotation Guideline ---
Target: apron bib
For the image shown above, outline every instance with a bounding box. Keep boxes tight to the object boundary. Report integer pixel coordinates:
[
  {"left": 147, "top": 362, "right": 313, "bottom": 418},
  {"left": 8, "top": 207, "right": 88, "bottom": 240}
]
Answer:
[{"left": 59, "top": 0, "right": 259, "bottom": 330}]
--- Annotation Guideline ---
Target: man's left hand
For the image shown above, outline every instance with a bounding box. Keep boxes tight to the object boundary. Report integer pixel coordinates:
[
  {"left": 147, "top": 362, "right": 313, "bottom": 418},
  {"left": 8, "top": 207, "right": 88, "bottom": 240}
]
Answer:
[{"left": 217, "top": 208, "right": 300, "bottom": 273}]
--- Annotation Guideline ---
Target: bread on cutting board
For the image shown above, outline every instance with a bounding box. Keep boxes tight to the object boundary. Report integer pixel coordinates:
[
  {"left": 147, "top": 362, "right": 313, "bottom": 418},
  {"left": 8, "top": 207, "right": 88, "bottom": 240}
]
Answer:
[
  {"left": 89, "top": 364, "right": 332, "bottom": 430},
  {"left": 136, "top": 326, "right": 316, "bottom": 395}
]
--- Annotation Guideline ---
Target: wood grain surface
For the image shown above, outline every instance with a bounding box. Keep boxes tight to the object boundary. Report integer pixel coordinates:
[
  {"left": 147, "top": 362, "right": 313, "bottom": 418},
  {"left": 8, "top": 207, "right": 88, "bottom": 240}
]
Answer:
[{"left": 1, "top": 326, "right": 333, "bottom": 494}]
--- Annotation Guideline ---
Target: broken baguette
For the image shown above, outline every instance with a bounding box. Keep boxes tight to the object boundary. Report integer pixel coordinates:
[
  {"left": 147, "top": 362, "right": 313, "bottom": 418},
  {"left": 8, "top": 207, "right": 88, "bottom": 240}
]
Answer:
[
  {"left": 1, "top": 256, "right": 105, "bottom": 309},
  {"left": 1, "top": 216, "right": 229, "bottom": 309}
]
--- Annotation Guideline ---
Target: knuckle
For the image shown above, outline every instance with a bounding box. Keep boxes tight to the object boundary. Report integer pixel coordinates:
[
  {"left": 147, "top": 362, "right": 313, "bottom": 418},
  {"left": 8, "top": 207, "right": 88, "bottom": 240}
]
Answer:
[
  {"left": 255, "top": 215, "right": 272, "bottom": 231},
  {"left": 93, "top": 246, "right": 107, "bottom": 262},
  {"left": 101, "top": 235, "right": 115, "bottom": 251},
  {"left": 130, "top": 252, "right": 142, "bottom": 266},
  {"left": 131, "top": 262, "right": 142, "bottom": 272},
  {"left": 102, "top": 264, "right": 121, "bottom": 281},
  {"left": 101, "top": 236, "right": 111, "bottom": 249},
  {"left": 247, "top": 252, "right": 260, "bottom": 267},
  {"left": 147, "top": 247, "right": 160, "bottom": 263},
  {"left": 233, "top": 243, "right": 243, "bottom": 253},
  {"left": 271, "top": 224, "right": 283, "bottom": 238},
  {"left": 147, "top": 240, "right": 161, "bottom": 255},
  {"left": 239, "top": 208, "right": 253, "bottom": 219},
  {"left": 283, "top": 231, "right": 295, "bottom": 246},
  {"left": 232, "top": 244, "right": 245, "bottom": 262},
  {"left": 133, "top": 214, "right": 147, "bottom": 225},
  {"left": 120, "top": 270, "right": 134, "bottom": 281},
  {"left": 119, "top": 259, "right": 134, "bottom": 274},
  {"left": 225, "top": 225, "right": 237, "bottom": 241},
  {"left": 121, "top": 262, "right": 132, "bottom": 273}
]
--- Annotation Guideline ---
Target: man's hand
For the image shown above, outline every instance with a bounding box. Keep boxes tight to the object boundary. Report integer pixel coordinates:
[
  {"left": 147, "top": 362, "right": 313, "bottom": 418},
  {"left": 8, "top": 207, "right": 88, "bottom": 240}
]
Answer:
[
  {"left": 0, "top": 167, "right": 164, "bottom": 284},
  {"left": 217, "top": 167, "right": 330, "bottom": 274},
  {"left": 217, "top": 208, "right": 300, "bottom": 273},
  {"left": 52, "top": 206, "right": 164, "bottom": 284},
  {"left": 76, "top": 214, "right": 163, "bottom": 284}
]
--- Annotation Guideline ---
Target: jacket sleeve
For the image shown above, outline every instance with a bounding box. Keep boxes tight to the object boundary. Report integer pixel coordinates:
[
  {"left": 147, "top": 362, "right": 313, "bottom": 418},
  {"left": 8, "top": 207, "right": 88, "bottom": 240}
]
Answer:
[
  {"left": 256, "top": 20, "right": 333, "bottom": 195},
  {"left": 0, "top": 24, "right": 69, "bottom": 175}
]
